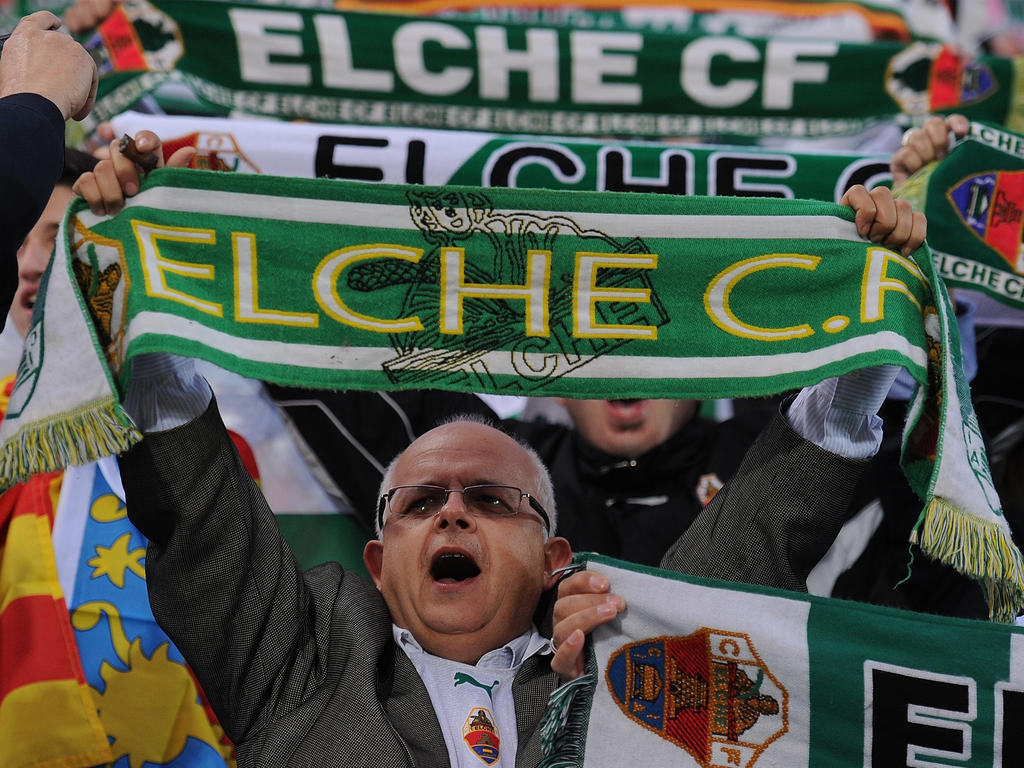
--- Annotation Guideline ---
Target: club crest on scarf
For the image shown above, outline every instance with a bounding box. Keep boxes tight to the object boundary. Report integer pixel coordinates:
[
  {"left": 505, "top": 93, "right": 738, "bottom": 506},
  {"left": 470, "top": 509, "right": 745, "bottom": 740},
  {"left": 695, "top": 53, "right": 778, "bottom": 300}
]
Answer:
[
  {"left": 462, "top": 707, "right": 501, "bottom": 765},
  {"left": 343, "top": 188, "right": 670, "bottom": 392},
  {"left": 947, "top": 170, "right": 1024, "bottom": 274},
  {"left": 886, "top": 44, "right": 996, "bottom": 115},
  {"left": 161, "top": 130, "right": 262, "bottom": 174},
  {"left": 70, "top": 220, "right": 131, "bottom": 369},
  {"left": 606, "top": 629, "right": 788, "bottom": 768},
  {"left": 85, "top": 0, "right": 183, "bottom": 76}
]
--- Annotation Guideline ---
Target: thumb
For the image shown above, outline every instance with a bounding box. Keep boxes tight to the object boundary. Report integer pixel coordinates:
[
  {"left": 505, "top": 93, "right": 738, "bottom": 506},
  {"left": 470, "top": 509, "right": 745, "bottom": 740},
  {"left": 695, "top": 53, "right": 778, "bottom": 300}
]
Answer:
[{"left": 551, "top": 628, "right": 586, "bottom": 681}]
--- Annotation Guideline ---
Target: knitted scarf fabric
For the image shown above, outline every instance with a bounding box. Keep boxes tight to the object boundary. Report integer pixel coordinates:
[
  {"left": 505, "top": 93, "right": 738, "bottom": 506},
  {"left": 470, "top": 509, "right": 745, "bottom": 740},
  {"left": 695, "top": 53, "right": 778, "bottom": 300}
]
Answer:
[
  {"left": 898, "top": 120, "right": 1024, "bottom": 313},
  {"left": 0, "top": 170, "right": 1019, "bottom": 619},
  {"left": 538, "top": 554, "right": 1024, "bottom": 768},
  {"left": 85, "top": 0, "right": 1024, "bottom": 138},
  {"left": 109, "top": 110, "right": 891, "bottom": 201}
]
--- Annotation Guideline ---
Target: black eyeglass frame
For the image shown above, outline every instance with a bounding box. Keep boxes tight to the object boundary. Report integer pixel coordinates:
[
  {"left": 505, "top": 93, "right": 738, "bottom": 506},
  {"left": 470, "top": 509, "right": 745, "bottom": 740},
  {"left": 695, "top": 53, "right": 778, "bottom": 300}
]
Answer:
[{"left": 377, "top": 484, "right": 551, "bottom": 532}]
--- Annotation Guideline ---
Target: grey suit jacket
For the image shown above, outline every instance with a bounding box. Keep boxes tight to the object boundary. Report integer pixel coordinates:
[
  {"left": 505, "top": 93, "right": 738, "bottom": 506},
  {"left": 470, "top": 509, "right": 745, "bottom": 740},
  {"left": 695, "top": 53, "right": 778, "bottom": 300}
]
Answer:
[{"left": 120, "top": 399, "right": 865, "bottom": 767}]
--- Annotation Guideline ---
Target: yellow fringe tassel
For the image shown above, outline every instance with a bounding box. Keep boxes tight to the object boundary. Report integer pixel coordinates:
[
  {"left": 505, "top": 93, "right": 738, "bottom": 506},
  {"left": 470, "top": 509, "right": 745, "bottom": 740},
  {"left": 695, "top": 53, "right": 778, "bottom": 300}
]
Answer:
[
  {"left": 912, "top": 497, "right": 1024, "bottom": 623},
  {"left": 0, "top": 397, "right": 141, "bottom": 490}
]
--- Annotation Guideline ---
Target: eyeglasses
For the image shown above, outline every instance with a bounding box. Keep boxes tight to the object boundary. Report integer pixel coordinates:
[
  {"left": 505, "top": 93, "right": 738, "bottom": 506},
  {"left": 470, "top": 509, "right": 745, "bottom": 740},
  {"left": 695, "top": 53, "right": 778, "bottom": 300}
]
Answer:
[{"left": 377, "top": 484, "right": 551, "bottom": 532}]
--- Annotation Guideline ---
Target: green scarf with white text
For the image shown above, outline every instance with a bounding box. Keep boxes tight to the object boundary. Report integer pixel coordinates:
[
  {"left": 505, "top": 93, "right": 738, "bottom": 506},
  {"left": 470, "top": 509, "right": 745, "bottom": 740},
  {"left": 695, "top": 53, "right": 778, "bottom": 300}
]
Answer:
[
  {"left": 110, "top": 109, "right": 892, "bottom": 198},
  {"left": 539, "top": 554, "right": 1024, "bottom": 767},
  {"left": 84, "top": 0, "right": 1024, "bottom": 139},
  {"left": 1, "top": 170, "right": 1020, "bottom": 619},
  {"left": 898, "top": 121, "right": 1024, "bottom": 314}
]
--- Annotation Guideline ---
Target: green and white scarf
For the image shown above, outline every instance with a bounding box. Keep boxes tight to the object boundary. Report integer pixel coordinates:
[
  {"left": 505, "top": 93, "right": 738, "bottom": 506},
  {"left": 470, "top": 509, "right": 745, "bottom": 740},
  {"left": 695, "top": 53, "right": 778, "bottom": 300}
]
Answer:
[
  {"left": 350, "top": 0, "right": 955, "bottom": 44},
  {"left": 898, "top": 120, "right": 1024, "bottom": 314},
  {"left": 540, "top": 554, "right": 1024, "bottom": 767},
  {"left": 1, "top": 170, "right": 1020, "bottom": 619},
  {"left": 110, "top": 110, "right": 892, "bottom": 200},
  {"left": 84, "top": 0, "right": 1024, "bottom": 139}
]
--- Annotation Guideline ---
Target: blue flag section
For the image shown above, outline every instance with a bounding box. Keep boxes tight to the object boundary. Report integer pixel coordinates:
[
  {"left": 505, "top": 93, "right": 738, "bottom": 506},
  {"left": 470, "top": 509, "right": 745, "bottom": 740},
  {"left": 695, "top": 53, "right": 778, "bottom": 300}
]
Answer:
[{"left": 55, "top": 459, "right": 235, "bottom": 768}]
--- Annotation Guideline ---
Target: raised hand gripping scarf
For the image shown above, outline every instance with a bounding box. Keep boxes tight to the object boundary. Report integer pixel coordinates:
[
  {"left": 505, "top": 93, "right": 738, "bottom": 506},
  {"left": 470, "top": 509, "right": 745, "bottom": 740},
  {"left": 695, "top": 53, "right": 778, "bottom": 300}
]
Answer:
[
  {"left": 538, "top": 555, "right": 1024, "bottom": 768},
  {"left": 84, "top": 0, "right": 1024, "bottom": 139},
  {"left": 0, "top": 170, "right": 1020, "bottom": 619},
  {"left": 897, "top": 120, "right": 1024, "bottom": 313},
  {"left": 109, "top": 110, "right": 891, "bottom": 201}
]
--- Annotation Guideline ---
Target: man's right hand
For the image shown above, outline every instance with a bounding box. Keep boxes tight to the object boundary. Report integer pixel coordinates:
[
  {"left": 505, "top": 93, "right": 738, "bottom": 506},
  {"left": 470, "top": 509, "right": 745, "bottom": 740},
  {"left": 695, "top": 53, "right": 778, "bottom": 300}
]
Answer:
[
  {"left": 551, "top": 571, "right": 625, "bottom": 681},
  {"left": 0, "top": 11, "right": 97, "bottom": 120},
  {"left": 73, "top": 130, "right": 197, "bottom": 216}
]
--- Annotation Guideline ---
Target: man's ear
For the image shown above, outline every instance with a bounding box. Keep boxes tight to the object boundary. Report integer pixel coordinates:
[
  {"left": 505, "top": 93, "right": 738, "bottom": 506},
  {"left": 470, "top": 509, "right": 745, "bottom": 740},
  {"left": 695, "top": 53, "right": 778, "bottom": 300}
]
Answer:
[
  {"left": 543, "top": 536, "right": 573, "bottom": 590},
  {"left": 363, "top": 540, "right": 384, "bottom": 590}
]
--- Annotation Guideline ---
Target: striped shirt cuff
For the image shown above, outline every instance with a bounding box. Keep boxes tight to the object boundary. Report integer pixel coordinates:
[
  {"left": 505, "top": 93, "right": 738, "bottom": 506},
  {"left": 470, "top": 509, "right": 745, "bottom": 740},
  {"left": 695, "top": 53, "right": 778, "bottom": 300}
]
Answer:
[
  {"left": 122, "top": 354, "right": 212, "bottom": 433},
  {"left": 787, "top": 365, "right": 899, "bottom": 459}
]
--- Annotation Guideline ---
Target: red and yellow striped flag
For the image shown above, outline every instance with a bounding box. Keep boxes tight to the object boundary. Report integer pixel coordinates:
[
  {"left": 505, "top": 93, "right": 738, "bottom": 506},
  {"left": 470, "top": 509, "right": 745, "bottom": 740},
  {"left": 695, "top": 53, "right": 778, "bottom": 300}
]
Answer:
[{"left": 0, "top": 371, "right": 112, "bottom": 768}]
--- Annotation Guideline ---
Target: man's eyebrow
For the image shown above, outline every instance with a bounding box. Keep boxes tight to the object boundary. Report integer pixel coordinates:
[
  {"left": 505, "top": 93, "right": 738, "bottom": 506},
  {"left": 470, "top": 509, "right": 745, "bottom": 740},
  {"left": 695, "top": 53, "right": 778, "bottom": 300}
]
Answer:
[{"left": 399, "top": 479, "right": 517, "bottom": 489}]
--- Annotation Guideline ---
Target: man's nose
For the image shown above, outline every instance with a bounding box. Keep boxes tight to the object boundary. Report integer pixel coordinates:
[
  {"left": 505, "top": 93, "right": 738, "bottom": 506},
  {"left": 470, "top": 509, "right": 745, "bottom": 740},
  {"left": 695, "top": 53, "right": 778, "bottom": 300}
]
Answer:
[{"left": 434, "top": 491, "right": 476, "bottom": 531}]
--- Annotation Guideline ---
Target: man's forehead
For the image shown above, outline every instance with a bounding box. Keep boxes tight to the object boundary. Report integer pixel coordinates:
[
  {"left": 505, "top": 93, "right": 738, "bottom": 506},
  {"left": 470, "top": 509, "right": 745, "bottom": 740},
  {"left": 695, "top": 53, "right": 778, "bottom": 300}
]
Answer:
[{"left": 395, "top": 422, "right": 534, "bottom": 485}]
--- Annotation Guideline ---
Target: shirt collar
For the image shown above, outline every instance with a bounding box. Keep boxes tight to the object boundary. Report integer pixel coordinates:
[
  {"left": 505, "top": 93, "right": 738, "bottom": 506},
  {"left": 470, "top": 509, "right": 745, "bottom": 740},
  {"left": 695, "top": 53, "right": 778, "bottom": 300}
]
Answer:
[{"left": 392, "top": 624, "right": 552, "bottom": 669}]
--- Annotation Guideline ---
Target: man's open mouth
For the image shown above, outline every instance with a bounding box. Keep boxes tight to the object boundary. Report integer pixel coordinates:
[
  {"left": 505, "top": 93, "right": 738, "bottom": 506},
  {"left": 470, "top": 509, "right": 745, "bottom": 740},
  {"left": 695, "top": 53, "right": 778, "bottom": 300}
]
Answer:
[{"left": 430, "top": 552, "right": 481, "bottom": 584}]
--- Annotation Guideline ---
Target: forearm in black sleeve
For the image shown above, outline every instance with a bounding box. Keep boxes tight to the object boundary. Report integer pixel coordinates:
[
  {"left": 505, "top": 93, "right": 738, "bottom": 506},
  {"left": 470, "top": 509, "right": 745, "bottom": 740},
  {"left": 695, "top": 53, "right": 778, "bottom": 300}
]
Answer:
[{"left": 0, "top": 94, "right": 64, "bottom": 329}]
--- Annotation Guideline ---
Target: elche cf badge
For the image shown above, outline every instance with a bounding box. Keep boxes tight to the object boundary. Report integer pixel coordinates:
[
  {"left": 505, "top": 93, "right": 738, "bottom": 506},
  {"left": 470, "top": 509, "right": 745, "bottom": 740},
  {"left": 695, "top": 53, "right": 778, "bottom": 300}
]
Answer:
[
  {"left": 606, "top": 628, "right": 788, "bottom": 768},
  {"left": 948, "top": 170, "right": 1024, "bottom": 274},
  {"left": 161, "top": 131, "right": 262, "bottom": 174},
  {"left": 886, "top": 43, "right": 996, "bottom": 115},
  {"left": 462, "top": 707, "right": 500, "bottom": 765}
]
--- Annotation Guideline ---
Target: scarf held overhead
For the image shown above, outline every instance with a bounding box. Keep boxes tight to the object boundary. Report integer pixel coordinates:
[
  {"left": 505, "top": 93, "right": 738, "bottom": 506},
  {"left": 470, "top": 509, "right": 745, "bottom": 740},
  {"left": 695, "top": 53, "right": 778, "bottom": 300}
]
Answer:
[
  {"left": 85, "top": 0, "right": 1024, "bottom": 138},
  {"left": 897, "top": 120, "right": 1024, "bottom": 314},
  {"left": 0, "top": 169, "right": 1019, "bottom": 619},
  {"left": 331, "top": 0, "right": 956, "bottom": 44},
  {"left": 110, "top": 110, "right": 892, "bottom": 201}
]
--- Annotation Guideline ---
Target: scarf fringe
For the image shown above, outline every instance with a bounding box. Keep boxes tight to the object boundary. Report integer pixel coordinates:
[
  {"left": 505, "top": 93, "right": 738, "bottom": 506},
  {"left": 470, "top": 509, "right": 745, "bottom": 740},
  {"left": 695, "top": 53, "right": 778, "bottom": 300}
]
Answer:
[
  {"left": 0, "top": 398, "right": 140, "bottom": 489},
  {"left": 538, "top": 673, "right": 595, "bottom": 768},
  {"left": 912, "top": 497, "right": 1024, "bottom": 623}
]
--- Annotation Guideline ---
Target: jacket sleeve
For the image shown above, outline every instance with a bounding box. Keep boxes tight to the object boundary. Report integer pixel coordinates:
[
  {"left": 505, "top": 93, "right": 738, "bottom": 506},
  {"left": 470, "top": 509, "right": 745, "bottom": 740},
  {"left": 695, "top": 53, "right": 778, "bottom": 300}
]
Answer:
[
  {"left": 119, "top": 397, "right": 392, "bottom": 745},
  {"left": 659, "top": 409, "right": 868, "bottom": 592},
  {"left": 0, "top": 94, "right": 65, "bottom": 330}
]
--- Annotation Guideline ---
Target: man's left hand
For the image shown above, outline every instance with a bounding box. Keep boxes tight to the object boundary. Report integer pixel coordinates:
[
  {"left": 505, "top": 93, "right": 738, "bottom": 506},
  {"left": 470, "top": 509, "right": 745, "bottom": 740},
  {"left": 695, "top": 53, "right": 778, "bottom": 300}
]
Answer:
[{"left": 551, "top": 571, "right": 625, "bottom": 681}]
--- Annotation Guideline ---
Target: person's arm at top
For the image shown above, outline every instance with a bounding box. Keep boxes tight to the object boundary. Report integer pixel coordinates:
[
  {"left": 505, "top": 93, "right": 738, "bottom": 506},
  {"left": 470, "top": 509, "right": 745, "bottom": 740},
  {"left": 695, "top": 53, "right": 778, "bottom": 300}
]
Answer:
[{"left": 0, "top": 11, "right": 97, "bottom": 329}]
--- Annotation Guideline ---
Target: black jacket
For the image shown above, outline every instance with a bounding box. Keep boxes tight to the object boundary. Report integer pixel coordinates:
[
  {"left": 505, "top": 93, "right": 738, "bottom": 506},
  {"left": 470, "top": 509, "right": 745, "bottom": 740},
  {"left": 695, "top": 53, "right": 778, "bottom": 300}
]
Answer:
[{"left": 0, "top": 93, "right": 65, "bottom": 330}]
